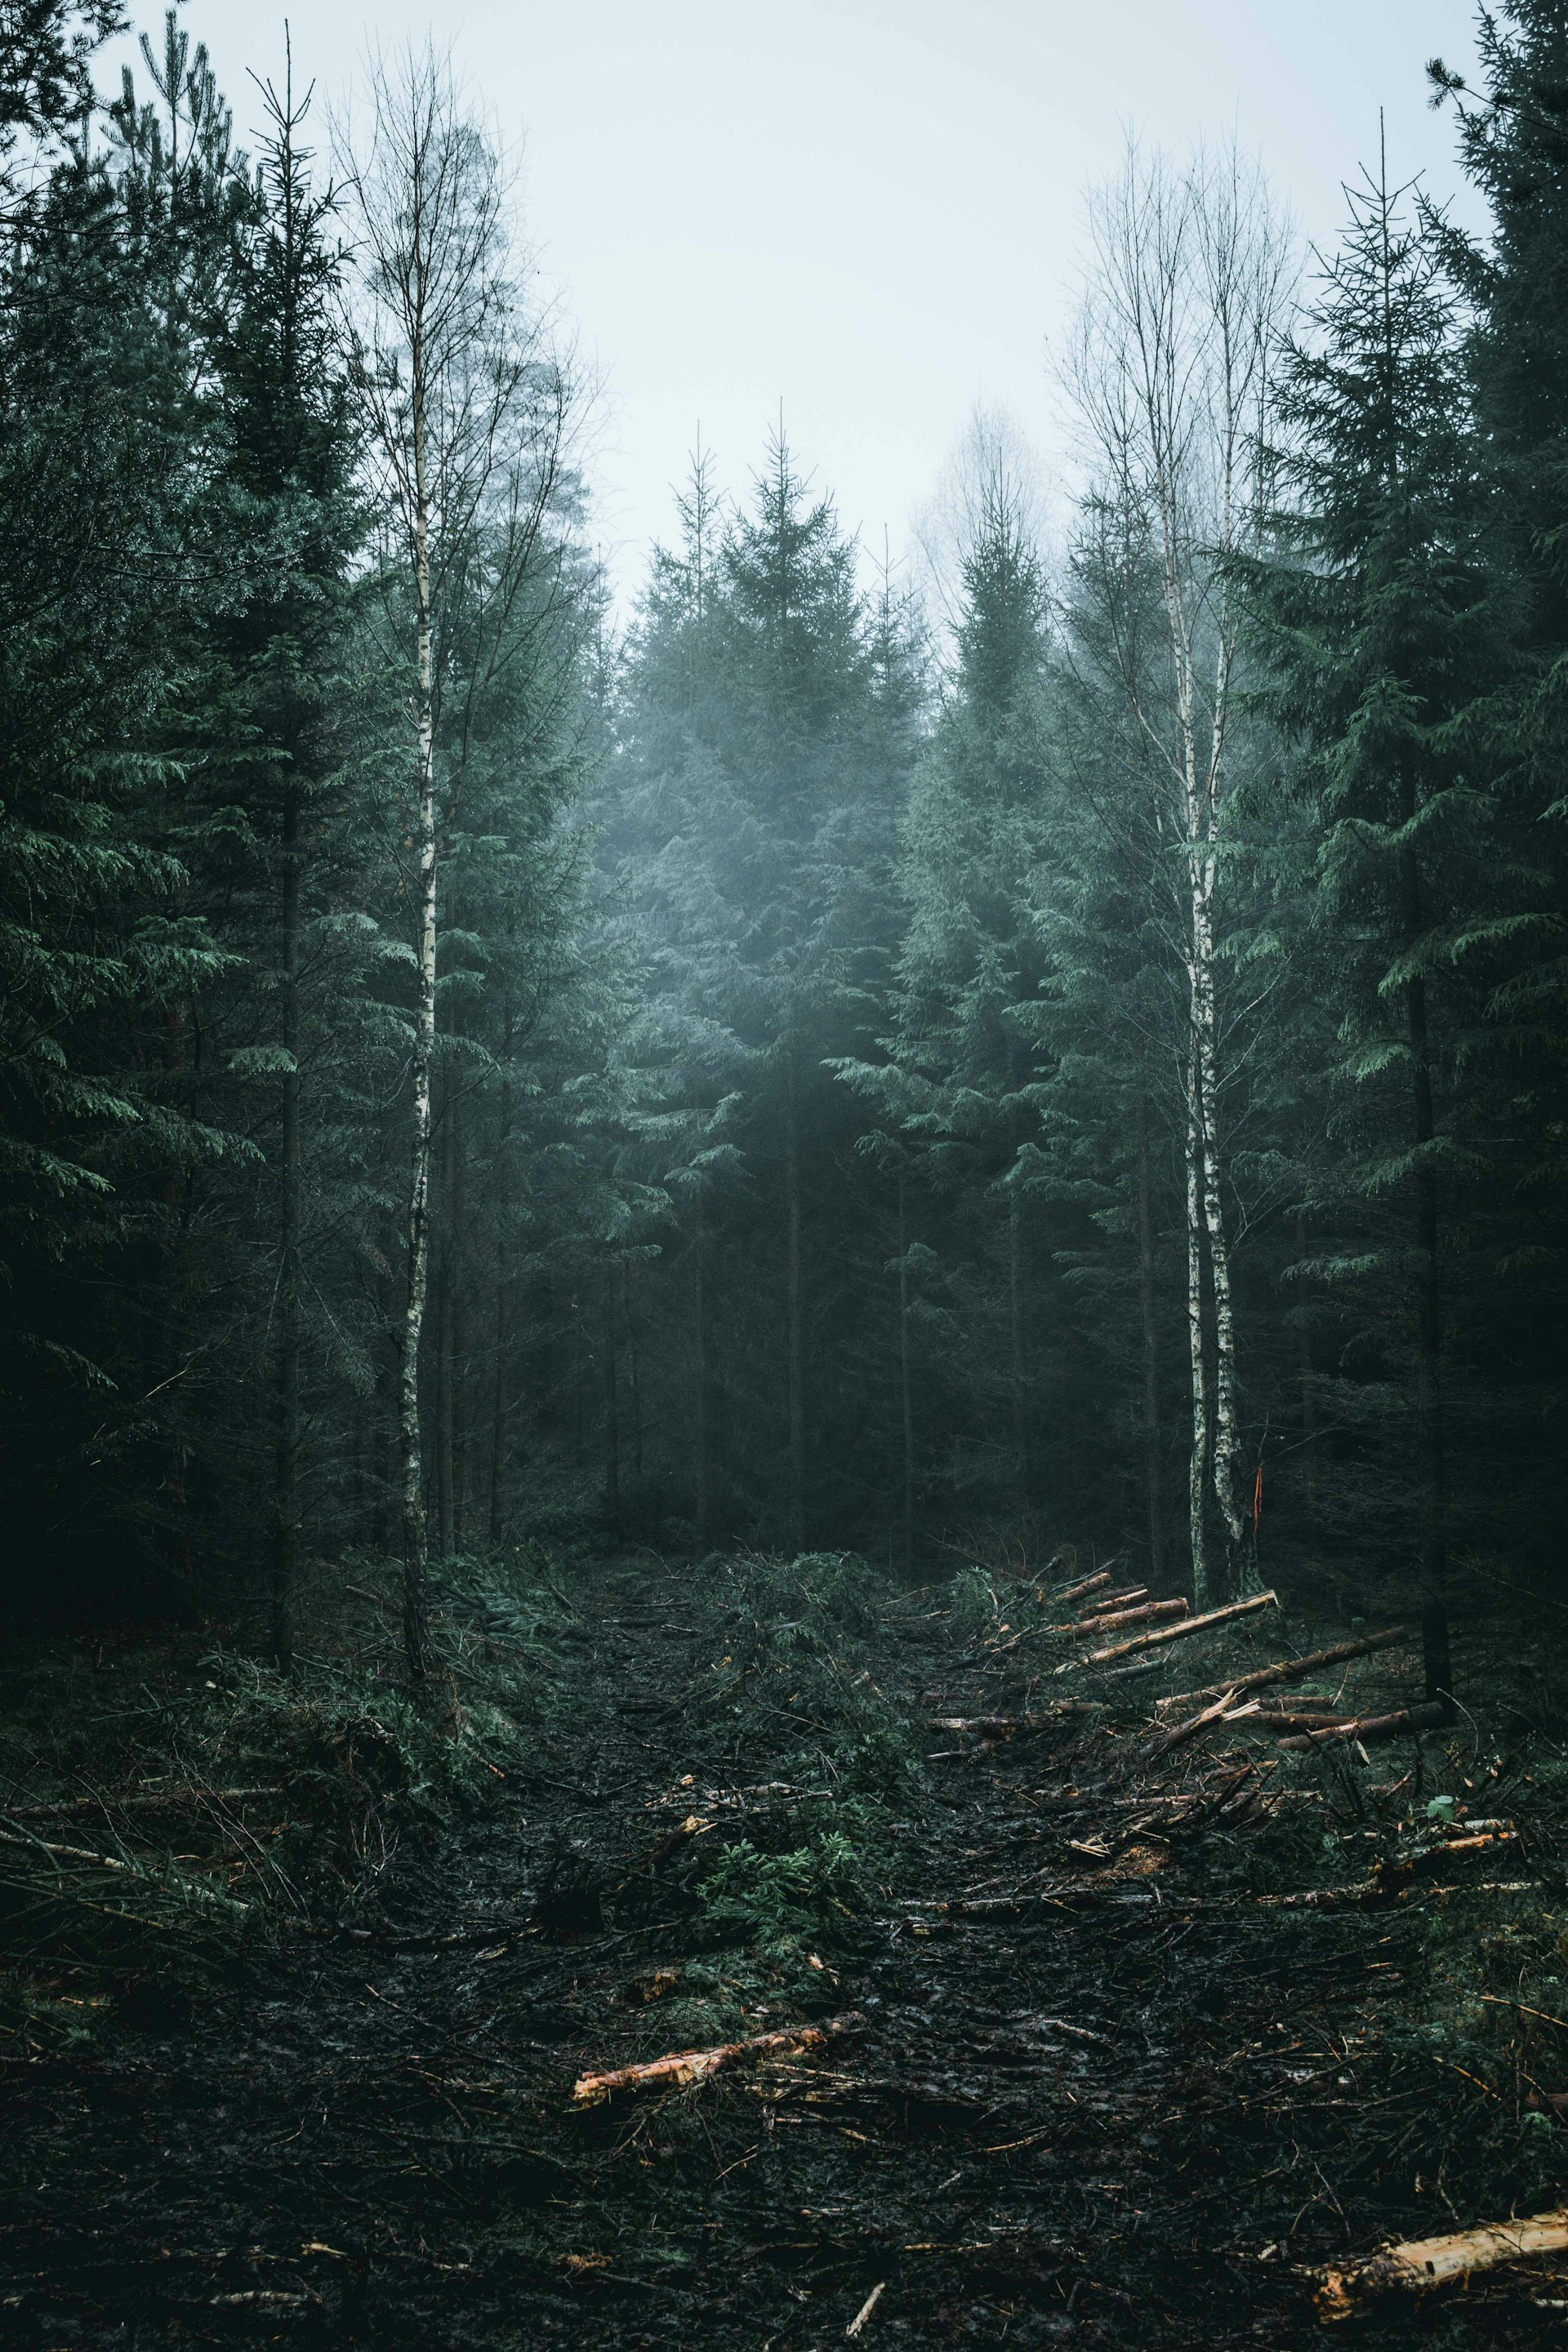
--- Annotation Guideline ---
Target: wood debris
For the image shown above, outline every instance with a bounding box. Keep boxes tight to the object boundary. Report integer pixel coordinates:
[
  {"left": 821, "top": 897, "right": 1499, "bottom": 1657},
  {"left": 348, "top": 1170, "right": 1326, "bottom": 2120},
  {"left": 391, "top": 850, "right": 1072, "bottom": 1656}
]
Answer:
[
  {"left": 1073, "top": 1597, "right": 1187, "bottom": 1637},
  {"left": 1156, "top": 1627, "right": 1411, "bottom": 1713},
  {"left": 571, "top": 2012, "right": 861, "bottom": 2105},
  {"left": 1316, "top": 2207, "right": 1568, "bottom": 2319},
  {"left": 1085, "top": 1590, "right": 1277, "bottom": 1664},
  {"left": 1276, "top": 1702, "right": 1447, "bottom": 1751}
]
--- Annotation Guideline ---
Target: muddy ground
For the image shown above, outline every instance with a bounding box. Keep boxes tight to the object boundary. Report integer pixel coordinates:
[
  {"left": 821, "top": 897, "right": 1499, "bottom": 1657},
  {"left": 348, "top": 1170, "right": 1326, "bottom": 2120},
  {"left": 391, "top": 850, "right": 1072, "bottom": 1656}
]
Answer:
[{"left": 2, "top": 1556, "right": 1564, "bottom": 2350}]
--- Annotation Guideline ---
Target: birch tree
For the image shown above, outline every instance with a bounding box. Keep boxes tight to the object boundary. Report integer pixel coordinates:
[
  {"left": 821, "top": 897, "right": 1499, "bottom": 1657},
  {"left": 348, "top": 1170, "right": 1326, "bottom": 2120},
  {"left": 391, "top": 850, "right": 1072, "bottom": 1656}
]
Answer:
[
  {"left": 1065, "top": 139, "right": 1293, "bottom": 1602},
  {"left": 342, "top": 46, "right": 578, "bottom": 1678}
]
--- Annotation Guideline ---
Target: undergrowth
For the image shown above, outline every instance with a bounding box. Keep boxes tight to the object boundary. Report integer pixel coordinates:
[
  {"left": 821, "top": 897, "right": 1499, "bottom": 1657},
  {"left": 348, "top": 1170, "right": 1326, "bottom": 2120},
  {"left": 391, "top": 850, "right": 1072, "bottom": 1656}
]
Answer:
[{"left": 0, "top": 1546, "right": 579, "bottom": 2049}]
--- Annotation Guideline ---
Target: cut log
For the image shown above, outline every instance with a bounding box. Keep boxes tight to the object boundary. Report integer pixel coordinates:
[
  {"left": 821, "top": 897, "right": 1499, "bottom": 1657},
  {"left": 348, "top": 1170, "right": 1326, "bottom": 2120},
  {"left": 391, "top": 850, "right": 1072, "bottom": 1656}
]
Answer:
[
  {"left": 571, "top": 2011, "right": 860, "bottom": 2105},
  {"left": 1277, "top": 1702, "right": 1447, "bottom": 1752},
  {"left": 1086, "top": 1591, "right": 1277, "bottom": 1664},
  {"left": 1246, "top": 1709, "right": 1358, "bottom": 1734},
  {"left": 1316, "top": 2207, "right": 1568, "bottom": 2320},
  {"left": 1075, "top": 1597, "right": 1185, "bottom": 1637},
  {"left": 1155, "top": 1628, "right": 1411, "bottom": 1713},
  {"left": 1079, "top": 1587, "right": 1148, "bottom": 1620},
  {"left": 1055, "top": 1570, "right": 1111, "bottom": 1605}
]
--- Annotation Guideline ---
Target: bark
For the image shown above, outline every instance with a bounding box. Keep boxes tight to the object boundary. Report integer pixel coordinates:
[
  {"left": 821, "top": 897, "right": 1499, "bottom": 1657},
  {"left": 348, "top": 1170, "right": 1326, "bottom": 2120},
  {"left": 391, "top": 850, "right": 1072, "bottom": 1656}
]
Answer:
[
  {"left": 897, "top": 1166, "right": 915, "bottom": 1570},
  {"left": 1135, "top": 1087, "right": 1165, "bottom": 1585},
  {"left": 1316, "top": 2210, "right": 1568, "bottom": 2321},
  {"left": 1085, "top": 1588, "right": 1276, "bottom": 1663},
  {"left": 785, "top": 1043, "right": 805, "bottom": 1551},
  {"left": 1398, "top": 808, "right": 1452, "bottom": 1716},
  {"left": 272, "top": 777, "right": 301, "bottom": 1670}
]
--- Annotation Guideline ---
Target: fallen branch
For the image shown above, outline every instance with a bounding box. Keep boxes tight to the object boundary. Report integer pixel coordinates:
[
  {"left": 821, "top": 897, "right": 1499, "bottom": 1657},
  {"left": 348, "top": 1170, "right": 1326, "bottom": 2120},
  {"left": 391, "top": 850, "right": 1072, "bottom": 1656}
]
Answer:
[
  {"left": 1276, "top": 1703, "right": 1447, "bottom": 1752},
  {"left": 1138, "top": 1687, "right": 1238, "bottom": 1763},
  {"left": 1156, "top": 1628, "right": 1411, "bottom": 1713},
  {"left": 572, "top": 2012, "right": 861, "bottom": 2105},
  {"left": 1316, "top": 2207, "right": 1568, "bottom": 2320},
  {"left": 4, "top": 1786, "right": 284, "bottom": 1820},
  {"left": 846, "top": 2281, "right": 885, "bottom": 2338},
  {"left": 1085, "top": 1591, "right": 1277, "bottom": 1664},
  {"left": 923, "top": 1706, "right": 1102, "bottom": 1738}
]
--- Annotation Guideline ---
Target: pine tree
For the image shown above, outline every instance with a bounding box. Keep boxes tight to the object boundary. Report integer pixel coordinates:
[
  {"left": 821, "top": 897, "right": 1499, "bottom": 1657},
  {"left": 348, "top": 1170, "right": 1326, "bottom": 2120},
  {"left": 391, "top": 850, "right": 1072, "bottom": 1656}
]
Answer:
[{"left": 1240, "top": 152, "right": 1508, "bottom": 1707}]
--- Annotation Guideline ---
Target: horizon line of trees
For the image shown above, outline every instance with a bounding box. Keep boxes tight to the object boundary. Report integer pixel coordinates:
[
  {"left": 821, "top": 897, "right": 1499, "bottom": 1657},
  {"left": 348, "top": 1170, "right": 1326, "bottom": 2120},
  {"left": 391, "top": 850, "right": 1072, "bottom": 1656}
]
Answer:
[{"left": 4, "top": 1, "right": 1566, "bottom": 1704}]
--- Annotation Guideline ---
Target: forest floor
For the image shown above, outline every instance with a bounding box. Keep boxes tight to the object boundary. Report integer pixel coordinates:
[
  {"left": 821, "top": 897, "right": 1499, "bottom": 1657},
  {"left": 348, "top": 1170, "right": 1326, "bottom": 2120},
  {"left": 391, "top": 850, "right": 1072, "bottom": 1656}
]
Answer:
[{"left": 3, "top": 1546, "right": 1568, "bottom": 2350}]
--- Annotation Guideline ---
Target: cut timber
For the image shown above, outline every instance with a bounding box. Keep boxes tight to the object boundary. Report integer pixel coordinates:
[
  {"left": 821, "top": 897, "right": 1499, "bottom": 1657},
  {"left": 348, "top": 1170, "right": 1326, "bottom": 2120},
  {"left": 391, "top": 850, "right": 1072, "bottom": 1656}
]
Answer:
[
  {"left": 571, "top": 2011, "right": 860, "bottom": 2105},
  {"left": 1277, "top": 1702, "right": 1447, "bottom": 1751},
  {"left": 1087, "top": 1590, "right": 1277, "bottom": 1664},
  {"left": 1079, "top": 1586, "right": 1148, "bottom": 1619},
  {"left": 1156, "top": 1628, "right": 1411, "bottom": 1713},
  {"left": 1075, "top": 1597, "right": 1185, "bottom": 1637},
  {"left": 1056, "top": 1570, "right": 1111, "bottom": 1605},
  {"left": 1245, "top": 1708, "right": 1358, "bottom": 1733},
  {"left": 1316, "top": 2208, "right": 1568, "bottom": 2320}
]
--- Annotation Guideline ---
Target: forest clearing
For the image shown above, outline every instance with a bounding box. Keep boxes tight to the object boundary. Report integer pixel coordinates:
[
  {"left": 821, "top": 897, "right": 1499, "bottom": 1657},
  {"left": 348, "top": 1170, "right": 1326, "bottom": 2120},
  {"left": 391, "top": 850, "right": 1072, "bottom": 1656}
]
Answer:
[{"left": 5, "top": 1544, "right": 1568, "bottom": 2348}]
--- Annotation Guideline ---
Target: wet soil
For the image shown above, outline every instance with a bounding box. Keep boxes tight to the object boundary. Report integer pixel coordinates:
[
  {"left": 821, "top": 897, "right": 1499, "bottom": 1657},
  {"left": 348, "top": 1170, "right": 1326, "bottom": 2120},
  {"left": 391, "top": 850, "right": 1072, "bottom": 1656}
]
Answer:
[{"left": 1, "top": 1568, "right": 1560, "bottom": 2350}]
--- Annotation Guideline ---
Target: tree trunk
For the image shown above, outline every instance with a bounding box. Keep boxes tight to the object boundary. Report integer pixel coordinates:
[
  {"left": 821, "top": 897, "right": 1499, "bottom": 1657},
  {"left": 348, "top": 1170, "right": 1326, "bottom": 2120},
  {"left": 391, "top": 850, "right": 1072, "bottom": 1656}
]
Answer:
[
  {"left": 1294, "top": 1212, "right": 1319, "bottom": 1515},
  {"left": 1183, "top": 1030, "right": 1212, "bottom": 1608},
  {"left": 397, "top": 434, "right": 436, "bottom": 1684},
  {"left": 435, "top": 1209, "right": 454, "bottom": 1561},
  {"left": 898, "top": 1165, "right": 915, "bottom": 1571},
  {"left": 272, "top": 778, "right": 301, "bottom": 1670},
  {"left": 602, "top": 1258, "right": 621, "bottom": 1523},
  {"left": 625, "top": 1258, "right": 643, "bottom": 1478},
  {"left": 449, "top": 1094, "right": 468, "bottom": 1552},
  {"left": 1135, "top": 1087, "right": 1165, "bottom": 1588},
  {"left": 488, "top": 1076, "right": 511, "bottom": 1546},
  {"left": 693, "top": 1179, "right": 710, "bottom": 1548},
  {"left": 785, "top": 1045, "right": 805, "bottom": 1552},
  {"left": 1193, "top": 887, "right": 1246, "bottom": 1569},
  {"left": 1009, "top": 1188, "right": 1029, "bottom": 1519},
  {"left": 1399, "top": 817, "right": 1452, "bottom": 1716}
]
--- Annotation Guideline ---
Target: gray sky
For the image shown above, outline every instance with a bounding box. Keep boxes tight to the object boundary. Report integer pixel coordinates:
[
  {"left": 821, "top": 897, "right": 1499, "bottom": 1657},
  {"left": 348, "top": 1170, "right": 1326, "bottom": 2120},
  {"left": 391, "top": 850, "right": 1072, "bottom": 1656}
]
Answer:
[{"left": 111, "top": 1, "right": 1485, "bottom": 597}]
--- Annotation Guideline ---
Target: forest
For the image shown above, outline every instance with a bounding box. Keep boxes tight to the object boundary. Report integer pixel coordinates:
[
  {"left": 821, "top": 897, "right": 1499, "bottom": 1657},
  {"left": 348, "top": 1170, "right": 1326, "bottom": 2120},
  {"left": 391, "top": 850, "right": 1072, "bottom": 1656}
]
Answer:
[{"left": 4, "top": 0, "right": 1568, "bottom": 2344}]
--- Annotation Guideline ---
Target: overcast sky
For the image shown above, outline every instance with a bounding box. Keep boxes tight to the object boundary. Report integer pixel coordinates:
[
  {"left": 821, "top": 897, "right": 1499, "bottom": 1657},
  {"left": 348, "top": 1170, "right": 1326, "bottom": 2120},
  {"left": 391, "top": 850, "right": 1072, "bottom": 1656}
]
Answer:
[{"left": 106, "top": 1, "right": 1486, "bottom": 598}]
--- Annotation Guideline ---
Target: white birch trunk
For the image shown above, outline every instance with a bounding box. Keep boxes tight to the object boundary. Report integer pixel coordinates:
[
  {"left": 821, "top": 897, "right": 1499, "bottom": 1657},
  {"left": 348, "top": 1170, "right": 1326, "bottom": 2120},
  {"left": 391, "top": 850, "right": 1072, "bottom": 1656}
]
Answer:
[{"left": 399, "top": 438, "right": 437, "bottom": 1680}]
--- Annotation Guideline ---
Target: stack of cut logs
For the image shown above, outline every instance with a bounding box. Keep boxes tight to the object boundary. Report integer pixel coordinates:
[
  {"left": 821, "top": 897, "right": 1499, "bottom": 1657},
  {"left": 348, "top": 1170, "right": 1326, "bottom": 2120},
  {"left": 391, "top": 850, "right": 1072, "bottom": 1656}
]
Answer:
[{"left": 1040, "top": 1574, "right": 1445, "bottom": 1752}]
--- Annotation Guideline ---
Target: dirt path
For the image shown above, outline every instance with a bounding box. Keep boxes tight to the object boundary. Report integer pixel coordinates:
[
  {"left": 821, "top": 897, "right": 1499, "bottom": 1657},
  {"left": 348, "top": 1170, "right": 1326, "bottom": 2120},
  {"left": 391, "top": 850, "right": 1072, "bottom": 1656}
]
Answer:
[{"left": 0, "top": 1565, "right": 1556, "bottom": 2349}]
